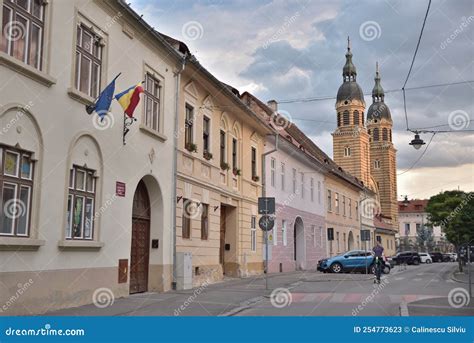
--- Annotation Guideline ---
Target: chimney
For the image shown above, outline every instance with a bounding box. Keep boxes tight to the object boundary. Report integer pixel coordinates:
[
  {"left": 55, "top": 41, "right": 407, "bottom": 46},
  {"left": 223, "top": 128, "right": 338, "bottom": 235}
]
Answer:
[{"left": 267, "top": 100, "right": 278, "bottom": 112}]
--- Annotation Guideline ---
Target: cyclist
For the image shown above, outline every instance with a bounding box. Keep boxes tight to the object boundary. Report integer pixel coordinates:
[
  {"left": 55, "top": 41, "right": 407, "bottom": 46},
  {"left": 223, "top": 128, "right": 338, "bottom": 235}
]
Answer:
[{"left": 372, "top": 242, "right": 384, "bottom": 284}]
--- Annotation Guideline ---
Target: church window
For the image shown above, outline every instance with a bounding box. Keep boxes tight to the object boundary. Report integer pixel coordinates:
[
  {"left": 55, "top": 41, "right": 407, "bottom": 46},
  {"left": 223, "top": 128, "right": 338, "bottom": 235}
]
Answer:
[
  {"left": 353, "top": 110, "right": 359, "bottom": 125},
  {"left": 382, "top": 128, "right": 388, "bottom": 141},
  {"left": 344, "top": 147, "right": 351, "bottom": 157},
  {"left": 374, "top": 160, "right": 381, "bottom": 169},
  {"left": 373, "top": 128, "right": 379, "bottom": 141},
  {"left": 343, "top": 111, "right": 350, "bottom": 125}
]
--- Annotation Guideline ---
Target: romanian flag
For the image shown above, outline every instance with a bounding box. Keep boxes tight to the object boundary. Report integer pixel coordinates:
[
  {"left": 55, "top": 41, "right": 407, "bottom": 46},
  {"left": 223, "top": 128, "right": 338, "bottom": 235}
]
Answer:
[{"left": 115, "top": 83, "right": 144, "bottom": 118}]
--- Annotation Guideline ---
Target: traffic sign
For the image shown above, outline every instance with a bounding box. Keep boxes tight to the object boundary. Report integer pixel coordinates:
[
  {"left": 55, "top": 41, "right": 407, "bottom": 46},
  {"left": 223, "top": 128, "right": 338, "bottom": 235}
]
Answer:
[
  {"left": 258, "top": 197, "right": 275, "bottom": 215},
  {"left": 361, "top": 230, "right": 371, "bottom": 241},
  {"left": 259, "top": 215, "right": 275, "bottom": 231}
]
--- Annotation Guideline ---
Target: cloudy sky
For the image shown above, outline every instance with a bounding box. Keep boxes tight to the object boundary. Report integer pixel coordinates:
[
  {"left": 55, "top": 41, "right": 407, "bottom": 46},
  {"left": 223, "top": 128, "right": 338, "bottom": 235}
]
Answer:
[{"left": 129, "top": 0, "right": 473, "bottom": 199}]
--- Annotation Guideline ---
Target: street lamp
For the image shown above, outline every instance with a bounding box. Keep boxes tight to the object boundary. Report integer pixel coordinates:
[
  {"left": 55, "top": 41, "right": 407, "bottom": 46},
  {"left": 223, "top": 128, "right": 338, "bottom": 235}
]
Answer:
[{"left": 409, "top": 133, "right": 425, "bottom": 150}]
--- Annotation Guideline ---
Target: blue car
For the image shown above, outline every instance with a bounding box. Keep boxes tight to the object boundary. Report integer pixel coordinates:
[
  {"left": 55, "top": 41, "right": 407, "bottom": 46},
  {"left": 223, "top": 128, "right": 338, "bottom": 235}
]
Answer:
[{"left": 317, "top": 250, "right": 389, "bottom": 274}]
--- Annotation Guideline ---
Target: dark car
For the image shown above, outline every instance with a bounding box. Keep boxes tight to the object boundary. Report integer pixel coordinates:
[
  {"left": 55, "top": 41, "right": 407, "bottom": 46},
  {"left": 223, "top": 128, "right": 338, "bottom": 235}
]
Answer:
[
  {"left": 442, "top": 253, "right": 452, "bottom": 262},
  {"left": 391, "top": 252, "right": 421, "bottom": 265},
  {"left": 429, "top": 252, "right": 444, "bottom": 262}
]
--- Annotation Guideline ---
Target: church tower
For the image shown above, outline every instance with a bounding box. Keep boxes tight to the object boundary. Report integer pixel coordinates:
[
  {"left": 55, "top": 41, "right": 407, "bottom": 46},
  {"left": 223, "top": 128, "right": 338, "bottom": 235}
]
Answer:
[
  {"left": 367, "top": 63, "right": 398, "bottom": 229},
  {"left": 333, "top": 38, "right": 371, "bottom": 186}
]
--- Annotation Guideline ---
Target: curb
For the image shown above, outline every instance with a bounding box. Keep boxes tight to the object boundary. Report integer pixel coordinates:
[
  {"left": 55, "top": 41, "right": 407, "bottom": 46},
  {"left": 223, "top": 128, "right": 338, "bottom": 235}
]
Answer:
[
  {"left": 399, "top": 302, "right": 409, "bottom": 316},
  {"left": 450, "top": 271, "right": 470, "bottom": 284},
  {"left": 219, "top": 296, "right": 265, "bottom": 317}
]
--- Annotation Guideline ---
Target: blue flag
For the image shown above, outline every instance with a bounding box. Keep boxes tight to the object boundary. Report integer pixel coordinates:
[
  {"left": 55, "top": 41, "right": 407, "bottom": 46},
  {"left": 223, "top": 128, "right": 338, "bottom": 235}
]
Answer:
[{"left": 86, "top": 73, "right": 121, "bottom": 120}]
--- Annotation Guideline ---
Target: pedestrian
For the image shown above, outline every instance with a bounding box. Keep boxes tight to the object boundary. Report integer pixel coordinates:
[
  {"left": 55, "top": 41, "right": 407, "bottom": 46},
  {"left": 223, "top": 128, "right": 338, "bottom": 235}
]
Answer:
[{"left": 372, "top": 242, "right": 384, "bottom": 284}]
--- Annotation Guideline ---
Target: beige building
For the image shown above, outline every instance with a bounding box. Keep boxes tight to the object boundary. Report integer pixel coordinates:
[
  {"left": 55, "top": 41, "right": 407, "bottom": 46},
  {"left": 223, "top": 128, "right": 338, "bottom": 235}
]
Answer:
[
  {"left": 0, "top": 0, "right": 185, "bottom": 314},
  {"left": 168, "top": 39, "right": 271, "bottom": 285}
]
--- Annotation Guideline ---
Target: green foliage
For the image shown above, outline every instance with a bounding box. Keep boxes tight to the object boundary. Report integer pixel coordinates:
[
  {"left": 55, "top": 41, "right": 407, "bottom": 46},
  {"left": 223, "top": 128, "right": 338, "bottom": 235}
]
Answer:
[{"left": 426, "top": 190, "right": 474, "bottom": 246}]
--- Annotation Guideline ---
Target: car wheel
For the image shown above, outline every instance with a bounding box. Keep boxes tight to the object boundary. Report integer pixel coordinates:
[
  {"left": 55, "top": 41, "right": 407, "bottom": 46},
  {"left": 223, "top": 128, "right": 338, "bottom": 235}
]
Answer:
[
  {"left": 426, "top": 259, "right": 432, "bottom": 264},
  {"left": 413, "top": 259, "right": 420, "bottom": 265},
  {"left": 370, "top": 265, "right": 376, "bottom": 274},
  {"left": 330, "top": 262, "right": 343, "bottom": 273},
  {"left": 383, "top": 265, "right": 391, "bottom": 274}
]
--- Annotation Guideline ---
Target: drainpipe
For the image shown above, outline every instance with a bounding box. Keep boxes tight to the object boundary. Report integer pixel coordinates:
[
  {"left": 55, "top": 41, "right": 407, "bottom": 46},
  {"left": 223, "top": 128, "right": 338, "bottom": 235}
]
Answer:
[
  {"left": 261, "top": 133, "right": 279, "bottom": 290},
  {"left": 171, "top": 55, "right": 186, "bottom": 290}
]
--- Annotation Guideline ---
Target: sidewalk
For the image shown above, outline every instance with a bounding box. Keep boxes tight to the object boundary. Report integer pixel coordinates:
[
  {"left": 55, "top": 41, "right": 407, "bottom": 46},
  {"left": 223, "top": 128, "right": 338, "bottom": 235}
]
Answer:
[
  {"left": 403, "top": 297, "right": 474, "bottom": 316},
  {"left": 451, "top": 263, "right": 474, "bottom": 284},
  {"left": 45, "top": 271, "right": 375, "bottom": 317}
]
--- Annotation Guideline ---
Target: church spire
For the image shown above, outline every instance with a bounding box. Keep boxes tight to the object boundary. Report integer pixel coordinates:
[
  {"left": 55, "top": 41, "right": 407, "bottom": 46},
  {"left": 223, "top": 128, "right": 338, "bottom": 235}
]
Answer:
[
  {"left": 343, "top": 36, "right": 357, "bottom": 82},
  {"left": 372, "top": 61, "right": 384, "bottom": 102}
]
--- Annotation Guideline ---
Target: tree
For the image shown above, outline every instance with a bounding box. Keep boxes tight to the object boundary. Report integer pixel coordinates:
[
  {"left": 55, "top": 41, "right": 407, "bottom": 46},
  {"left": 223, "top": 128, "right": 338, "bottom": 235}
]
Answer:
[
  {"left": 426, "top": 190, "right": 474, "bottom": 270},
  {"left": 415, "top": 226, "right": 435, "bottom": 252}
]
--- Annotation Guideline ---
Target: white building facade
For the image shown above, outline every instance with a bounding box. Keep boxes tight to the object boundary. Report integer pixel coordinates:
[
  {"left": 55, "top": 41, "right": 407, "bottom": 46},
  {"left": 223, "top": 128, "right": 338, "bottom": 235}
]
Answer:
[{"left": 0, "top": 0, "right": 183, "bottom": 315}]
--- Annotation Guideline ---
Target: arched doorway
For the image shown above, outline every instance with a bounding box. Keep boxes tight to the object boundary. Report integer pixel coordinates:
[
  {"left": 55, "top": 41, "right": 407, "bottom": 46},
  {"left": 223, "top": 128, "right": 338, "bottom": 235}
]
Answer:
[
  {"left": 130, "top": 180, "right": 151, "bottom": 294},
  {"left": 293, "top": 217, "right": 306, "bottom": 270},
  {"left": 348, "top": 231, "right": 354, "bottom": 251}
]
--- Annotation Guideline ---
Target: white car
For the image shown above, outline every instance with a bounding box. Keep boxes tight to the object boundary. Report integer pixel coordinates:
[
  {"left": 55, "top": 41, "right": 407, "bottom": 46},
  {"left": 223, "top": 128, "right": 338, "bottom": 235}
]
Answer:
[{"left": 418, "top": 253, "right": 432, "bottom": 263}]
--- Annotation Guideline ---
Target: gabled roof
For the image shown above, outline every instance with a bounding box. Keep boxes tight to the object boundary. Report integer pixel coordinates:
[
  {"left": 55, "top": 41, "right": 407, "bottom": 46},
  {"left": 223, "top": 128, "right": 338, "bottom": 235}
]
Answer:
[{"left": 398, "top": 199, "right": 429, "bottom": 213}]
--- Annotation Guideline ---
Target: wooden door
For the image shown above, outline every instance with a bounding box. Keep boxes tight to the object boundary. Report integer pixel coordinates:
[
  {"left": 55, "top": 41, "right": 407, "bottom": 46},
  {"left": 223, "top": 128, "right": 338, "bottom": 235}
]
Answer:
[
  {"left": 130, "top": 180, "right": 150, "bottom": 294},
  {"left": 220, "top": 205, "right": 226, "bottom": 273}
]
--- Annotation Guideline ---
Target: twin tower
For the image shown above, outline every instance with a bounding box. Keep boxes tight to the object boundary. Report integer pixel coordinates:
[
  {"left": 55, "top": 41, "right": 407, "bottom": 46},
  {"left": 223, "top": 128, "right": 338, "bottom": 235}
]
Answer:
[{"left": 332, "top": 38, "right": 398, "bottom": 229}]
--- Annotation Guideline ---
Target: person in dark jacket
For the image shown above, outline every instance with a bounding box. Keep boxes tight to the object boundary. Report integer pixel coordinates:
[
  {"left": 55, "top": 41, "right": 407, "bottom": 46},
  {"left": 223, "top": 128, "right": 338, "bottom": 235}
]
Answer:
[{"left": 372, "top": 243, "right": 384, "bottom": 284}]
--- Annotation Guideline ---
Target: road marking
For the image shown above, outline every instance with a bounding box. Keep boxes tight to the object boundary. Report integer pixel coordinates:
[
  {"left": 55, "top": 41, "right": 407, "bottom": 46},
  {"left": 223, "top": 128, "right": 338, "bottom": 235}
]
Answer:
[
  {"left": 394, "top": 277, "right": 405, "bottom": 281},
  {"left": 413, "top": 278, "right": 422, "bottom": 281}
]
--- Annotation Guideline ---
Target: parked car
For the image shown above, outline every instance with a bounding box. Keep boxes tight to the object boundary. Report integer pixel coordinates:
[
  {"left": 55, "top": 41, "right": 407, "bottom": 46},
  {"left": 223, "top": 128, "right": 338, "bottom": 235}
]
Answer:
[
  {"left": 317, "top": 250, "right": 390, "bottom": 274},
  {"left": 429, "top": 252, "right": 444, "bottom": 262},
  {"left": 391, "top": 252, "right": 421, "bottom": 265},
  {"left": 442, "top": 253, "right": 452, "bottom": 262},
  {"left": 448, "top": 253, "right": 458, "bottom": 262},
  {"left": 418, "top": 253, "right": 432, "bottom": 264}
]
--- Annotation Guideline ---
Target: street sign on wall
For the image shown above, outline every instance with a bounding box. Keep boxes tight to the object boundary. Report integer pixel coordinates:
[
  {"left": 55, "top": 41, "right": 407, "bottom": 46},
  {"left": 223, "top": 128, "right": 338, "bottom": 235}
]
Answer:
[{"left": 361, "top": 230, "right": 371, "bottom": 241}]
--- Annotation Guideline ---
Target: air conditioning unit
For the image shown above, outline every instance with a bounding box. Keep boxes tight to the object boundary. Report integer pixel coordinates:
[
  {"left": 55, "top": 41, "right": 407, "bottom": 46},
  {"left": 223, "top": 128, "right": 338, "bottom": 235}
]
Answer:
[{"left": 176, "top": 252, "right": 192, "bottom": 290}]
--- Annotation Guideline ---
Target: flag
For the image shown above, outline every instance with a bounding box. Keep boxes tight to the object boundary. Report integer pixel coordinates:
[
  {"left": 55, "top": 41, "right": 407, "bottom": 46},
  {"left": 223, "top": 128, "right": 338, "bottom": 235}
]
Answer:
[
  {"left": 115, "top": 83, "right": 144, "bottom": 118},
  {"left": 86, "top": 73, "right": 121, "bottom": 120}
]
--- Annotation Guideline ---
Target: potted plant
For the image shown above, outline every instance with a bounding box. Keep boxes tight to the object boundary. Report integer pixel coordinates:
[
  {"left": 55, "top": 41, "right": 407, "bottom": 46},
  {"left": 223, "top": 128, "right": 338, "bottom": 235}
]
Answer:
[
  {"left": 220, "top": 162, "right": 230, "bottom": 171},
  {"left": 185, "top": 142, "right": 198, "bottom": 153},
  {"left": 203, "top": 151, "right": 213, "bottom": 160},
  {"left": 232, "top": 168, "right": 241, "bottom": 176},
  {"left": 252, "top": 175, "right": 260, "bottom": 182}
]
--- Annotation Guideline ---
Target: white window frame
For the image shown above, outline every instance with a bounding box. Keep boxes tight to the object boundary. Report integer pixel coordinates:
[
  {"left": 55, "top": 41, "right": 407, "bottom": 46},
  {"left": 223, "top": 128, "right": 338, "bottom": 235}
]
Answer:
[
  {"left": 280, "top": 162, "right": 285, "bottom": 191},
  {"left": 270, "top": 157, "right": 276, "bottom": 187},
  {"left": 310, "top": 177, "right": 314, "bottom": 202},
  {"left": 344, "top": 147, "right": 351, "bottom": 157},
  {"left": 282, "top": 220, "right": 287, "bottom": 246}
]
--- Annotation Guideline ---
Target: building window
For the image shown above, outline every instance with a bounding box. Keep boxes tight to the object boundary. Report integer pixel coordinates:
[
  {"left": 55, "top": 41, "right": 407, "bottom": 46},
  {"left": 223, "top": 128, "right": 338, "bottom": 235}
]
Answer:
[
  {"left": 327, "top": 190, "right": 332, "bottom": 212},
  {"left": 203, "top": 116, "right": 210, "bottom": 155},
  {"left": 220, "top": 130, "right": 226, "bottom": 166},
  {"left": 374, "top": 160, "right": 381, "bottom": 169},
  {"left": 184, "top": 104, "right": 194, "bottom": 148},
  {"left": 342, "top": 195, "right": 346, "bottom": 216},
  {"left": 251, "top": 147, "right": 257, "bottom": 179},
  {"left": 182, "top": 199, "right": 192, "bottom": 239},
  {"left": 282, "top": 220, "right": 287, "bottom": 246},
  {"left": 336, "top": 232, "right": 340, "bottom": 252},
  {"left": 273, "top": 222, "right": 278, "bottom": 246},
  {"left": 416, "top": 223, "right": 421, "bottom": 231},
  {"left": 312, "top": 225, "right": 317, "bottom": 247},
  {"left": 310, "top": 178, "right": 314, "bottom": 202},
  {"left": 75, "top": 24, "right": 102, "bottom": 98},
  {"left": 318, "top": 181, "right": 321, "bottom": 203},
  {"left": 376, "top": 235, "right": 382, "bottom": 243},
  {"left": 143, "top": 73, "right": 161, "bottom": 132},
  {"left": 343, "top": 110, "right": 350, "bottom": 125},
  {"left": 0, "top": 146, "right": 34, "bottom": 237},
  {"left": 353, "top": 110, "right": 359, "bottom": 125},
  {"left": 349, "top": 198, "right": 352, "bottom": 218},
  {"left": 201, "top": 203, "right": 208, "bottom": 240},
  {"left": 251, "top": 215, "right": 257, "bottom": 252},
  {"left": 335, "top": 192, "right": 339, "bottom": 214},
  {"left": 373, "top": 128, "right": 380, "bottom": 141},
  {"left": 344, "top": 147, "right": 351, "bottom": 157},
  {"left": 66, "top": 166, "right": 96, "bottom": 240},
  {"left": 337, "top": 112, "right": 342, "bottom": 127},
  {"left": 292, "top": 168, "right": 297, "bottom": 194},
  {"left": 382, "top": 128, "right": 388, "bottom": 141},
  {"left": 355, "top": 201, "right": 359, "bottom": 220},
  {"left": 1, "top": 0, "right": 45, "bottom": 70},
  {"left": 404, "top": 223, "right": 410, "bottom": 235},
  {"left": 232, "top": 138, "right": 238, "bottom": 171},
  {"left": 300, "top": 173, "right": 304, "bottom": 199},
  {"left": 270, "top": 158, "right": 276, "bottom": 187},
  {"left": 280, "top": 162, "right": 285, "bottom": 191},
  {"left": 343, "top": 233, "right": 346, "bottom": 250}
]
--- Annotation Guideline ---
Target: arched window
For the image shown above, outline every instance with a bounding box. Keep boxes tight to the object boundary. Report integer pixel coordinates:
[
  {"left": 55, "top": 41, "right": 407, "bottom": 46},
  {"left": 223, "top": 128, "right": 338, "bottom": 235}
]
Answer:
[
  {"left": 373, "top": 128, "right": 379, "bottom": 141},
  {"left": 337, "top": 112, "right": 342, "bottom": 127},
  {"left": 382, "top": 128, "right": 388, "bottom": 141},
  {"left": 361, "top": 113, "right": 365, "bottom": 125},
  {"left": 343, "top": 110, "right": 350, "bottom": 125},
  {"left": 353, "top": 110, "right": 359, "bottom": 125},
  {"left": 389, "top": 130, "right": 392, "bottom": 142}
]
